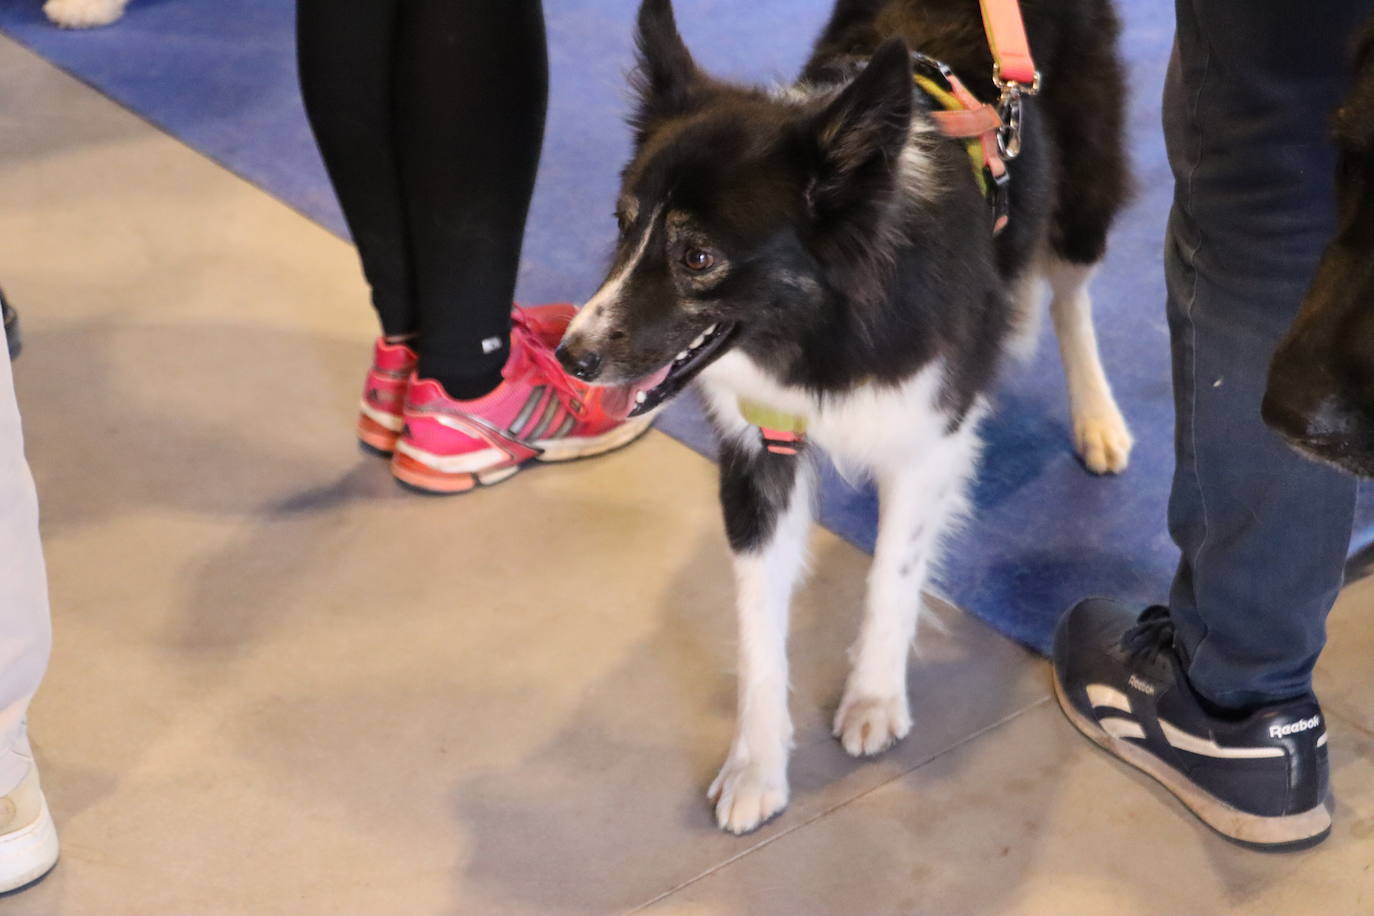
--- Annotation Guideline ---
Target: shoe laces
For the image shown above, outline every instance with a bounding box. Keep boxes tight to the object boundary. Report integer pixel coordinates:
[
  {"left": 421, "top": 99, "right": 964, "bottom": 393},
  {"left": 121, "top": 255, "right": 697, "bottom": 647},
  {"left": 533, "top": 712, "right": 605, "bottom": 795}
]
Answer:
[
  {"left": 506, "top": 306, "right": 582, "bottom": 408},
  {"left": 1120, "top": 605, "right": 1176, "bottom": 665}
]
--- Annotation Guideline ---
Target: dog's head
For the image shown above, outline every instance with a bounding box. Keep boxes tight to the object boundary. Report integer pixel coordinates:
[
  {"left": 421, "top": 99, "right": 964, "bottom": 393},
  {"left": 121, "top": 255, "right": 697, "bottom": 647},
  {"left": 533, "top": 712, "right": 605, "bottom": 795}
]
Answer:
[
  {"left": 1263, "top": 23, "right": 1374, "bottom": 474},
  {"left": 557, "top": 0, "right": 921, "bottom": 415}
]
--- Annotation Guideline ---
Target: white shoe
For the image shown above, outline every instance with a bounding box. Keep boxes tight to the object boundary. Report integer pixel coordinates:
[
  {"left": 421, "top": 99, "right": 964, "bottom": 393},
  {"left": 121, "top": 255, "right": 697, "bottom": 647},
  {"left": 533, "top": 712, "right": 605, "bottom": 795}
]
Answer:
[{"left": 0, "top": 766, "right": 58, "bottom": 894}]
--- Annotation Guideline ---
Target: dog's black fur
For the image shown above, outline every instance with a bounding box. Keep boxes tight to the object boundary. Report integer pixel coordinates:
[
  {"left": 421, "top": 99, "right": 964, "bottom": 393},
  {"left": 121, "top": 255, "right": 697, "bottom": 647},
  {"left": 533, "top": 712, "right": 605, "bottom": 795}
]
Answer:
[
  {"left": 561, "top": 0, "right": 1127, "bottom": 427},
  {"left": 804, "top": 0, "right": 1128, "bottom": 266},
  {"left": 559, "top": 0, "right": 1131, "bottom": 833},
  {"left": 1263, "top": 22, "right": 1374, "bottom": 476}
]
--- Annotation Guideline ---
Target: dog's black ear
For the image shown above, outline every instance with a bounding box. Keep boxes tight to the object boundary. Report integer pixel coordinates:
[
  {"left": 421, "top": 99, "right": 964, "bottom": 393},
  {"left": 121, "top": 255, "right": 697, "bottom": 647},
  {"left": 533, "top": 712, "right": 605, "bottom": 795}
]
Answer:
[
  {"left": 803, "top": 37, "right": 914, "bottom": 210},
  {"left": 632, "top": 0, "right": 703, "bottom": 130}
]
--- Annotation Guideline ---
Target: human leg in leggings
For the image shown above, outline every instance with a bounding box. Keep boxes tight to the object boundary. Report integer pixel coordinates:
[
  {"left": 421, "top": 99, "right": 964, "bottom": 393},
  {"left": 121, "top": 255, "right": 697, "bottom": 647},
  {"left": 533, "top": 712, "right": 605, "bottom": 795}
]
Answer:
[{"left": 296, "top": 0, "right": 548, "bottom": 400}]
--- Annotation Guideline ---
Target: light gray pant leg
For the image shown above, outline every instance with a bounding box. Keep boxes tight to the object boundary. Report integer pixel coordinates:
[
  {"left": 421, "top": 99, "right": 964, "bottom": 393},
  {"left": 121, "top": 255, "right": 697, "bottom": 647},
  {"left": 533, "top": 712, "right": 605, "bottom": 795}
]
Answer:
[{"left": 0, "top": 323, "right": 51, "bottom": 795}]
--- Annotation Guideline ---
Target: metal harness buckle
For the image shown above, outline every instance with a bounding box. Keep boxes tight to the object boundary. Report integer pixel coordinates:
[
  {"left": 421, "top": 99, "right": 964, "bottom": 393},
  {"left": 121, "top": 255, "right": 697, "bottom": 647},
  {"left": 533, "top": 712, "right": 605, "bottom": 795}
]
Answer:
[
  {"left": 993, "top": 63, "right": 1041, "bottom": 160},
  {"left": 985, "top": 165, "right": 1010, "bottom": 232}
]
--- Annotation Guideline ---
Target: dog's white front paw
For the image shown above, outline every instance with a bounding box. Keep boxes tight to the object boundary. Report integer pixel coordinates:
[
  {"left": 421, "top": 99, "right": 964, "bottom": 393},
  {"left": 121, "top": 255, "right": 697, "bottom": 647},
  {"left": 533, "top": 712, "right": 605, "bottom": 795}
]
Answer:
[
  {"left": 1073, "top": 407, "right": 1133, "bottom": 475},
  {"left": 707, "top": 754, "right": 788, "bottom": 835},
  {"left": 44, "top": 0, "right": 126, "bottom": 28},
  {"left": 833, "top": 692, "right": 911, "bottom": 757}
]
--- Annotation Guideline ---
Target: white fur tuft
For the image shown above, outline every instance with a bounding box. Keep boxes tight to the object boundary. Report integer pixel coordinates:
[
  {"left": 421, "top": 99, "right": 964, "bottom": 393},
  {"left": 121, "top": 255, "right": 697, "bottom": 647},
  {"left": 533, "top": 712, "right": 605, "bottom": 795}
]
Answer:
[{"left": 44, "top": 0, "right": 127, "bottom": 28}]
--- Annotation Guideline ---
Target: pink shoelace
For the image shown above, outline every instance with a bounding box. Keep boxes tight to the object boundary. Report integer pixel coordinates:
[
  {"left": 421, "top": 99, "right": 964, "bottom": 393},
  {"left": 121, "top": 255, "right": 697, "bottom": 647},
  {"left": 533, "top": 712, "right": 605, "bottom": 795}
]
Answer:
[{"left": 506, "top": 306, "right": 583, "bottom": 409}]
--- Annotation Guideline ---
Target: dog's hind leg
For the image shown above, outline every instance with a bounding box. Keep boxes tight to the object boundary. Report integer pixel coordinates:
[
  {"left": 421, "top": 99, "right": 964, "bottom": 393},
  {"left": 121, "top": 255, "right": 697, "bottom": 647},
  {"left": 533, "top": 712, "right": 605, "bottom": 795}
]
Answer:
[
  {"left": 834, "top": 424, "right": 977, "bottom": 757},
  {"left": 708, "top": 436, "right": 815, "bottom": 835},
  {"left": 1047, "top": 259, "right": 1134, "bottom": 474},
  {"left": 1038, "top": 3, "right": 1133, "bottom": 474}
]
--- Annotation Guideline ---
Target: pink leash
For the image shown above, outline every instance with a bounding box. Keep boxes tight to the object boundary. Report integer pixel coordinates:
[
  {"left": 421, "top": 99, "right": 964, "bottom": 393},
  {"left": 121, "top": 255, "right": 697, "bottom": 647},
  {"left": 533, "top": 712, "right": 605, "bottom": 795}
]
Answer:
[{"left": 926, "top": 0, "right": 1041, "bottom": 234}]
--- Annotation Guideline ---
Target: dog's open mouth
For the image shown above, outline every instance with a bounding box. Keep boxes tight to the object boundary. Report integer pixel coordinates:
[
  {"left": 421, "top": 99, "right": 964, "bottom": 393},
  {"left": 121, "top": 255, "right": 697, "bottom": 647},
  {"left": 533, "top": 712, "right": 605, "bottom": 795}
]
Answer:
[{"left": 627, "top": 321, "right": 740, "bottom": 417}]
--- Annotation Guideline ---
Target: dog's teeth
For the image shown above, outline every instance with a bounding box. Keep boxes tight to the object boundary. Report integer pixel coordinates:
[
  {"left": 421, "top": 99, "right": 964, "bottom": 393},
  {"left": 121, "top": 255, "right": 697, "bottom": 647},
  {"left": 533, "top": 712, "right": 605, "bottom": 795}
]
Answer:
[
  {"left": 705, "top": 323, "right": 718, "bottom": 335},
  {"left": 676, "top": 350, "right": 689, "bottom": 361},
  {"left": 636, "top": 391, "right": 647, "bottom": 404},
  {"left": 690, "top": 334, "right": 706, "bottom": 349}
]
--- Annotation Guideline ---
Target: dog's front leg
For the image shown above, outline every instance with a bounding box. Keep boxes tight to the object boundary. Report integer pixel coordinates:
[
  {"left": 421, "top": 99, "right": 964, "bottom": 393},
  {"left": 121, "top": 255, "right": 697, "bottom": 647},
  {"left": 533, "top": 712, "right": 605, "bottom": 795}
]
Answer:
[
  {"left": 707, "top": 436, "right": 814, "bottom": 835},
  {"left": 835, "top": 439, "right": 973, "bottom": 756}
]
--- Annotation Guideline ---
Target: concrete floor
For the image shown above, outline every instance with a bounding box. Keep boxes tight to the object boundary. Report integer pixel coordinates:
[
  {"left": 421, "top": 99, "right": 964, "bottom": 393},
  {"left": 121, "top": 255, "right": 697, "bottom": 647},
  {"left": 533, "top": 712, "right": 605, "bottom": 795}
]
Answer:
[{"left": 4, "top": 34, "right": 1374, "bottom": 916}]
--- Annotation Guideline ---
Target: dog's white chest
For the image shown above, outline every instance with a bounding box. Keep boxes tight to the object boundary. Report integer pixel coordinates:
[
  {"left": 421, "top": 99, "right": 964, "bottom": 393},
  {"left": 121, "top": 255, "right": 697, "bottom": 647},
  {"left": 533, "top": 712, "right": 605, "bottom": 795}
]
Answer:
[{"left": 698, "top": 352, "right": 970, "bottom": 472}]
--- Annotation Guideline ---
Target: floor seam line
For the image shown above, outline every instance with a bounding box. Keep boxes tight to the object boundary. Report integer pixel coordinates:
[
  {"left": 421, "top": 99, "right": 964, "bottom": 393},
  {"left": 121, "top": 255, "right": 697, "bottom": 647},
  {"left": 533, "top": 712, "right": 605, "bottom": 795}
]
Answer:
[{"left": 625, "top": 694, "right": 1052, "bottom": 913}]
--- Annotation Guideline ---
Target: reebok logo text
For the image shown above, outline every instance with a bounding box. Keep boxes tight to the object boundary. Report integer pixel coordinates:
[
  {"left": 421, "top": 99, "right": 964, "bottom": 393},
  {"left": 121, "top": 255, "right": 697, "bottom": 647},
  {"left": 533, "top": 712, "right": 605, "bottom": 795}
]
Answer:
[{"left": 1269, "top": 716, "right": 1320, "bottom": 739}]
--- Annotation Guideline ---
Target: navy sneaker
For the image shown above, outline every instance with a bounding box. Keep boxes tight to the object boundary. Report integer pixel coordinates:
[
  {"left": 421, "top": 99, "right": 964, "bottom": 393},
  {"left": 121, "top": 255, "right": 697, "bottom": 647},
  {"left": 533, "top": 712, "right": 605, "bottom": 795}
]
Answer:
[{"left": 1053, "top": 599, "right": 1331, "bottom": 851}]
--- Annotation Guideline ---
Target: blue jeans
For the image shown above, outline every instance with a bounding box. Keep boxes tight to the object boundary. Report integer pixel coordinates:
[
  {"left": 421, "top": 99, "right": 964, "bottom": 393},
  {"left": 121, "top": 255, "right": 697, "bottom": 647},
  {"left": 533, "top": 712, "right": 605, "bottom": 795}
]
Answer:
[{"left": 1165, "top": 1, "right": 1373, "bottom": 708}]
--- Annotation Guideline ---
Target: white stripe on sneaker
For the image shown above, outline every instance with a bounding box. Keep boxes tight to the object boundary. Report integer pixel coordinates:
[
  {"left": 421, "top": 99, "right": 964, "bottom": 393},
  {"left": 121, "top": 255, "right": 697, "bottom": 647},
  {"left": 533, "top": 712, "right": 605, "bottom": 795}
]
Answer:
[
  {"left": 1086, "top": 683, "right": 1131, "bottom": 714},
  {"left": 1099, "top": 717, "right": 1145, "bottom": 741},
  {"left": 394, "top": 438, "right": 507, "bottom": 474},
  {"left": 1159, "top": 718, "right": 1284, "bottom": 759},
  {"left": 359, "top": 399, "right": 405, "bottom": 432}
]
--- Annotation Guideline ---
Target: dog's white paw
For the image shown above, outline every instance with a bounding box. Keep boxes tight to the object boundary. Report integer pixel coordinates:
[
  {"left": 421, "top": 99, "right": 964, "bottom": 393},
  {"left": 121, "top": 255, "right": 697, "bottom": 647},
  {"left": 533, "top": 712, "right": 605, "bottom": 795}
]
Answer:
[
  {"left": 707, "top": 755, "right": 788, "bottom": 835},
  {"left": 44, "top": 0, "right": 126, "bottom": 28},
  {"left": 1073, "top": 407, "right": 1133, "bottom": 475},
  {"left": 833, "top": 693, "right": 911, "bottom": 757}
]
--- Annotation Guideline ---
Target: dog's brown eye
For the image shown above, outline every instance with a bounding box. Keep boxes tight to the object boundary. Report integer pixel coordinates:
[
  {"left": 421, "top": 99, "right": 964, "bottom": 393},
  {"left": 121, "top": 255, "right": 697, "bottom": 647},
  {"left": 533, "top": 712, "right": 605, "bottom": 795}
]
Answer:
[{"left": 683, "top": 248, "right": 715, "bottom": 271}]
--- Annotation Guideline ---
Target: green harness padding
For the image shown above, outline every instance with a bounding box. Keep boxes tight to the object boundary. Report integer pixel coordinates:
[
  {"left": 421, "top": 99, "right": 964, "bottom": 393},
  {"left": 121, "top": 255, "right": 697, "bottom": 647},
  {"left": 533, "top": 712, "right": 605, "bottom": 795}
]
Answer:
[{"left": 738, "top": 398, "right": 808, "bottom": 435}]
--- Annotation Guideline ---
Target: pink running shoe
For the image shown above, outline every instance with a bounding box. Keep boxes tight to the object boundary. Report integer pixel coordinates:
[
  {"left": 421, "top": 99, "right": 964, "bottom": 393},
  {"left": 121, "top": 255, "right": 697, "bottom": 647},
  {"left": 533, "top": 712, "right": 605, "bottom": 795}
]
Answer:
[
  {"left": 356, "top": 304, "right": 579, "bottom": 456},
  {"left": 357, "top": 338, "right": 418, "bottom": 455},
  {"left": 391, "top": 307, "right": 653, "bottom": 494}
]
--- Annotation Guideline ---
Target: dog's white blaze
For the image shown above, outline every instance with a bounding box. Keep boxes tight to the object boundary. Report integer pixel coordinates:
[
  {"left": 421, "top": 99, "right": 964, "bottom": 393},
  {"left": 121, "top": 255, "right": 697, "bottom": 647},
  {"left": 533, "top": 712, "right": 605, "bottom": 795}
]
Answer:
[{"left": 566, "top": 206, "right": 662, "bottom": 342}]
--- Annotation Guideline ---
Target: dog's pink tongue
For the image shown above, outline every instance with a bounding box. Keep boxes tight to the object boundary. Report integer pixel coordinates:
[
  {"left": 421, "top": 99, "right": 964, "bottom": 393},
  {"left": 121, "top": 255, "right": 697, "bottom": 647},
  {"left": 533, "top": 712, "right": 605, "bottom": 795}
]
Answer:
[
  {"left": 637, "top": 364, "right": 672, "bottom": 393},
  {"left": 596, "top": 364, "right": 671, "bottom": 420}
]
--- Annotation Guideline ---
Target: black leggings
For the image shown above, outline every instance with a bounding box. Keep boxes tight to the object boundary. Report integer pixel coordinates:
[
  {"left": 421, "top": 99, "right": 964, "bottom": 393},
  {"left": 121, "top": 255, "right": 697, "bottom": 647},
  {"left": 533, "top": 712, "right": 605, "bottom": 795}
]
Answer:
[{"left": 297, "top": 0, "right": 548, "bottom": 399}]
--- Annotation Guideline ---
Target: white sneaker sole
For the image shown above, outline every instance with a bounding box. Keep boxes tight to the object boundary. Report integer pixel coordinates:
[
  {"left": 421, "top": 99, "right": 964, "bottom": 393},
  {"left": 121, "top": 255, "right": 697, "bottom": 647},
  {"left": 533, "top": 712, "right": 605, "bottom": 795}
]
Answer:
[
  {"left": 392, "top": 411, "right": 656, "bottom": 494},
  {"left": 1053, "top": 673, "right": 1331, "bottom": 849},
  {"left": 0, "top": 799, "right": 58, "bottom": 894}
]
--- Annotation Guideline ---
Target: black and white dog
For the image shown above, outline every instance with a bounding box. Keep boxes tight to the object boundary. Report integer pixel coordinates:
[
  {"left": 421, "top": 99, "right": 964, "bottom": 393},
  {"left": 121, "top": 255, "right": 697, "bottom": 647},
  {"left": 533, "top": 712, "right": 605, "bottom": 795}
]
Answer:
[{"left": 559, "top": 0, "right": 1131, "bottom": 834}]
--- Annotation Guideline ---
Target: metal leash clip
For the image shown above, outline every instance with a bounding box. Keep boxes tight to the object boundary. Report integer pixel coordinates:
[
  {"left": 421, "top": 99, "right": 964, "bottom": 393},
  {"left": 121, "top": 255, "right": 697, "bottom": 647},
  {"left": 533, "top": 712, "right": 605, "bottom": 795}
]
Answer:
[{"left": 993, "top": 63, "right": 1041, "bottom": 160}]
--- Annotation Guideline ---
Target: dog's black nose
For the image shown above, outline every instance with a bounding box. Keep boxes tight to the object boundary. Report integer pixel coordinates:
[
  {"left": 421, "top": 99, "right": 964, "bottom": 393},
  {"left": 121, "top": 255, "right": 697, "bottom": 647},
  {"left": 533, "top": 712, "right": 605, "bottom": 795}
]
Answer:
[{"left": 556, "top": 343, "right": 602, "bottom": 382}]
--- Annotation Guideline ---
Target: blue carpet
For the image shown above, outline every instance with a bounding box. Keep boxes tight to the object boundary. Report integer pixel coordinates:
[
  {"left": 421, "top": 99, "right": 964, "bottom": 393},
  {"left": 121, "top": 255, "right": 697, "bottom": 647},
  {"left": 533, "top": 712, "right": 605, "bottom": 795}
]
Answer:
[{"left": 2, "top": 0, "right": 1365, "bottom": 652}]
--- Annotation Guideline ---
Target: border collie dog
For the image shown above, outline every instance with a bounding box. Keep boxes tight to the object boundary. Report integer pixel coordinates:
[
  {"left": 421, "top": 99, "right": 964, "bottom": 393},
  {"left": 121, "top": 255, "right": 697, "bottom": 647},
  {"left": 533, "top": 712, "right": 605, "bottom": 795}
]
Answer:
[{"left": 560, "top": 0, "right": 1131, "bottom": 834}]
